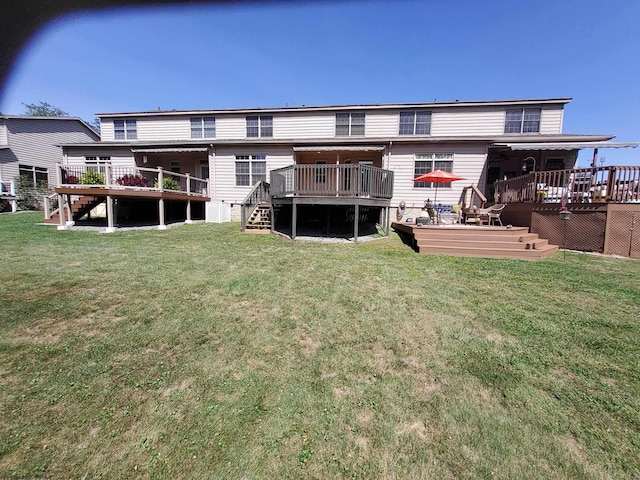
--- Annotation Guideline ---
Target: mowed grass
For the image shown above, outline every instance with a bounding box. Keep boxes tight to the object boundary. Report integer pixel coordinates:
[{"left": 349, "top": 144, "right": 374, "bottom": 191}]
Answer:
[{"left": 0, "top": 212, "right": 638, "bottom": 479}]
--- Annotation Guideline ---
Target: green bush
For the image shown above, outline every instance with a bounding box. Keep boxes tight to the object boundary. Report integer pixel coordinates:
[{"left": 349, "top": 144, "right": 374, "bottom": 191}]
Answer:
[
  {"left": 14, "top": 176, "right": 52, "bottom": 211},
  {"left": 154, "top": 177, "right": 181, "bottom": 191},
  {"left": 79, "top": 170, "right": 105, "bottom": 185}
]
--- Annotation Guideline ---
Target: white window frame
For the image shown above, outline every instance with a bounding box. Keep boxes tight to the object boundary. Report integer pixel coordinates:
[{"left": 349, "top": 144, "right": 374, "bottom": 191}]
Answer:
[
  {"left": 19, "top": 164, "right": 48, "bottom": 185},
  {"left": 85, "top": 156, "right": 111, "bottom": 172},
  {"left": 399, "top": 111, "right": 431, "bottom": 135},
  {"left": 335, "top": 112, "right": 365, "bottom": 136},
  {"left": 413, "top": 153, "right": 454, "bottom": 188},
  {"left": 504, "top": 107, "right": 541, "bottom": 134},
  {"left": 190, "top": 117, "right": 216, "bottom": 139},
  {"left": 114, "top": 119, "right": 137, "bottom": 140},
  {"left": 246, "top": 116, "right": 273, "bottom": 138},
  {"left": 235, "top": 154, "right": 267, "bottom": 186}
]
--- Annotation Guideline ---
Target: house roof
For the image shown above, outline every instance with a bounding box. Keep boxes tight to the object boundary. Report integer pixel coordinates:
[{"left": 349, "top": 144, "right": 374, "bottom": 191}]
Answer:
[
  {"left": 95, "top": 97, "right": 573, "bottom": 118},
  {"left": 0, "top": 115, "right": 99, "bottom": 139},
  {"left": 58, "top": 133, "right": 615, "bottom": 150}
]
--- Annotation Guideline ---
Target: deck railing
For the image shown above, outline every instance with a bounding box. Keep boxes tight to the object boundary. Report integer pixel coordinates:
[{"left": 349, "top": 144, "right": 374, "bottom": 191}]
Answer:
[
  {"left": 494, "top": 165, "right": 640, "bottom": 204},
  {"left": 270, "top": 164, "right": 394, "bottom": 199},
  {"left": 240, "top": 180, "right": 271, "bottom": 232},
  {"left": 56, "top": 164, "right": 209, "bottom": 197}
]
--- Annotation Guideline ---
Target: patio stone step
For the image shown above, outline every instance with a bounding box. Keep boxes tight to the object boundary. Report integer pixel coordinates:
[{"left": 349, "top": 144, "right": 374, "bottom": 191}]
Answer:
[{"left": 418, "top": 243, "right": 559, "bottom": 260}]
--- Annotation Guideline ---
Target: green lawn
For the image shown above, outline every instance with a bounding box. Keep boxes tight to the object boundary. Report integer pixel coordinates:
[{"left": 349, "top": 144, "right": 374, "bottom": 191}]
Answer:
[{"left": 1, "top": 212, "right": 639, "bottom": 479}]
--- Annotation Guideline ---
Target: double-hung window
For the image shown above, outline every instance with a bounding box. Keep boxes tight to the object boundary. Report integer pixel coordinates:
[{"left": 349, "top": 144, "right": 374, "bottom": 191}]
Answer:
[
  {"left": 114, "top": 119, "right": 137, "bottom": 139},
  {"left": 336, "top": 112, "right": 365, "bottom": 136},
  {"left": 190, "top": 117, "right": 215, "bottom": 138},
  {"left": 235, "top": 155, "right": 267, "bottom": 186},
  {"left": 413, "top": 153, "right": 454, "bottom": 188},
  {"left": 246, "top": 116, "right": 273, "bottom": 138},
  {"left": 399, "top": 111, "right": 431, "bottom": 135},
  {"left": 504, "top": 108, "right": 541, "bottom": 134},
  {"left": 19, "top": 164, "right": 48, "bottom": 185}
]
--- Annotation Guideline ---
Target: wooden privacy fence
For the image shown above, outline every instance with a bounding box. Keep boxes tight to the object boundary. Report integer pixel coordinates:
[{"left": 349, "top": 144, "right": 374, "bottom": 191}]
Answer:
[{"left": 494, "top": 166, "right": 640, "bottom": 205}]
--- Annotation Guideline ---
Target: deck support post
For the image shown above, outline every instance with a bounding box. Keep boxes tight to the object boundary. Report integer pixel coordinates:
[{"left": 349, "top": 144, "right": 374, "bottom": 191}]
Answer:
[
  {"left": 292, "top": 202, "right": 297, "bottom": 240},
  {"left": 270, "top": 203, "right": 275, "bottom": 233},
  {"left": 385, "top": 206, "right": 390, "bottom": 237},
  {"left": 105, "top": 195, "right": 116, "bottom": 233},
  {"left": 185, "top": 173, "right": 192, "bottom": 224},
  {"left": 353, "top": 202, "right": 359, "bottom": 243},
  {"left": 158, "top": 197, "right": 166, "bottom": 230},
  {"left": 57, "top": 193, "right": 66, "bottom": 230}
]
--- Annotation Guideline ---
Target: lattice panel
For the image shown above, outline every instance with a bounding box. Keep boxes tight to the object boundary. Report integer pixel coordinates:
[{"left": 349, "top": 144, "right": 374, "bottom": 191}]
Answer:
[
  {"left": 532, "top": 209, "right": 606, "bottom": 253},
  {"left": 605, "top": 211, "right": 639, "bottom": 258}
]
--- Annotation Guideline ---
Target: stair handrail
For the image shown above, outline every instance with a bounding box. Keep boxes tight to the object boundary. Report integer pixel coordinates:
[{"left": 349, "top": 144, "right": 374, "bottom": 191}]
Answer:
[
  {"left": 240, "top": 181, "right": 271, "bottom": 232},
  {"left": 43, "top": 193, "right": 59, "bottom": 219}
]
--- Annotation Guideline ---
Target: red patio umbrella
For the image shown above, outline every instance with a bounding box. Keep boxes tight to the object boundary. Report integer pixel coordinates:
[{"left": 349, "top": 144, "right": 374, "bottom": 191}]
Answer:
[{"left": 413, "top": 169, "right": 465, "bottom": 205}]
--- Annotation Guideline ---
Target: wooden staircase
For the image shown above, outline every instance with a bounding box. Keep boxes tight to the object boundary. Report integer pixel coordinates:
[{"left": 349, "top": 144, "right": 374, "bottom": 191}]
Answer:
[
  {"left": 43, "top": 195, "right": 104, "bottom": 224},
  {"left": 392, "top": 222, "right": 559, "bottom": 260},
  {"left": 244, "top": 203, "right": 272, "bottom": 234}
]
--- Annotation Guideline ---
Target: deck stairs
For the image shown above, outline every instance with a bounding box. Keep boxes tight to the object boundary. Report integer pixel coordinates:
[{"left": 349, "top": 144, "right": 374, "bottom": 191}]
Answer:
[
  {"left": 244, "top": 202, "right": 272, "bottom": 234},
  {"left": 43, "top": 195, "right": 104, "bottom": 224},
  {"left": 392, "top": 222, "right": 559, "bottom": 260}
]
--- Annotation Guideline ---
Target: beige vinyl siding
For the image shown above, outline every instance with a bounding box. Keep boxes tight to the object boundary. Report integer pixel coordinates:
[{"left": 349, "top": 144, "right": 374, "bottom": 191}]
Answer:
[
  {"left": 216, "top": 116, "right": 247, "bottom": 140},
  {"left": 540, "top": 105, "right": 564, "bottom": 134},
  {"left": 0, "top": 151, "right": 18, "bottom": 182},
  {"left": 211, "top": 146, "right": 293, "bottom": 203},
  {"left": 137, "top": 117, "right": 190, "bottom": 141},
  {"left": 273, "top": 113, "right": 335, "bottom": 139},
  {"left": 65, "top": 148, "right": 135, "bottom": 168},
  {"left": 431, "top": 107, "right": 506, "bottom": 136},
  {"left": 387, "top": 142, "right": 488, "bottom": 208},
  {"left": 4, "top": 118, "right": 99, "bottom": 185},
  {"left": 100, "top": 119, "right": 115, "bottom": 141},
  {"left": 365, "top": 111, "right": 399, "bottom": 137},
  {"left": 0, "top": 122, "right": 7, "bottom": 145}
]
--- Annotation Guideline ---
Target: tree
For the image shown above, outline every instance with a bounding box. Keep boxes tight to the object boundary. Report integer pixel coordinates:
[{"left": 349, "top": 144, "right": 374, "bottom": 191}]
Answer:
[
  {"left": 87, "top": 117, "right": 100, "bottom": 134},
  {"left": 22, "top": 101, "right": 68, "bottom": 117}
]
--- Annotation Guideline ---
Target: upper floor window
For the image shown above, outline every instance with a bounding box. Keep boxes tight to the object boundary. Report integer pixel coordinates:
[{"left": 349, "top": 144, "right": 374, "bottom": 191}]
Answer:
[
  {"left": 336, "top": 112, "right": 365, "bottom": 136},
  {"left": 114, "top": 119, "right": 137, "bottom": 140},
  {"left": 413, "top": 153, "right": 454, "bottom": 188},
  {"left": 246, "top": 116, "right": 273, "bottom": 138},
  {"left": 399, "top": 111, "right": 431, "bottom": 135},
  {"left": 504, "top": 108, "right": 541, "bottom": 134},
  {"left": 235, "top": 154, "right": 266, "bottom": 186},
  {"left": 190, "top": 117, "right": 215, "bottom": 138}
]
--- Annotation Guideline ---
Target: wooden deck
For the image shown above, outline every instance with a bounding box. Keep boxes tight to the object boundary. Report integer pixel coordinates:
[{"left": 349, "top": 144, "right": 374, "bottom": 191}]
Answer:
[{"left": 392, "top": 222, "right": 559, "bottom": 260}]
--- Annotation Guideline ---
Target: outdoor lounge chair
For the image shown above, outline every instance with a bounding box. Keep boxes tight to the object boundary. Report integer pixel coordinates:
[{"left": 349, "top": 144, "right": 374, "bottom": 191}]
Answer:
[{"left": 478, "top": 203, "right": 505, "bottom": 226}]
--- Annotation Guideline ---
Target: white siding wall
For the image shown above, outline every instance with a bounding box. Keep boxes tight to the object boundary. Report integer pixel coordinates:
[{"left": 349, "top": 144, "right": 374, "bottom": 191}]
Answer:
[
  {"left": 431, "top": 107, "right": 506, "bottom": 136},
  {"left": 65, "top": 148, "right": 135, "bottom": 168},
  {"left": 273, "top": 113, "right": 335, "bottom": 139},
  {"left": 137, "top": 117, "right": 190, "bottom": 141},
  {"left": 540, "top": 105, "right": 564, "bottom": 134},
  {"left": 366, "top": 111, "right": 398, "bottom": 137},
  {"left": 0, "top": 122, "right": 8, "bottom": 145},
  {"left": 100, "top": 119, "right": 114, "bottom": 141},
  {"left": 216, "top": 116, "right": 247, "bottom": 140},
  {"left": 211, "top": 146, "right": 294, "bottom": 204},
  {"left": 388, "top": 142, "right": 488, "bottom": 208}
]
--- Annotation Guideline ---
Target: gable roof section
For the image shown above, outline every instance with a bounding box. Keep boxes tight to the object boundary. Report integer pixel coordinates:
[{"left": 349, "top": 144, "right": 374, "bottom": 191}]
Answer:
[{"left": 0, "top": 115, "right": 99, "bottom": 140}]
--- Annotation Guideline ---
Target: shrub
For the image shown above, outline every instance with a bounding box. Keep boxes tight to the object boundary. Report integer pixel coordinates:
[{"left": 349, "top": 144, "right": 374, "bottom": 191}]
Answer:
[
  {"left": 64, "top": 174, "right": 79, "bottom": 184},
  {"left": 14, "top": 176, "right": 52, "bottom": 211},
  {"left": 117, "top": 174, "right": 148, "bottom": 187},
  {"left": 154, "top": 177, "right": 181, "bottom": 191},
  {"left": 79, "top": 171, "right": 105, "bottom": 185}
]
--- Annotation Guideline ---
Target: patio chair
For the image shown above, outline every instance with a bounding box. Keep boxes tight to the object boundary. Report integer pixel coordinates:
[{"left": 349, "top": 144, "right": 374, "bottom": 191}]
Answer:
[{"left": 478, "top": 203, "right": 505, "bottom": 226}]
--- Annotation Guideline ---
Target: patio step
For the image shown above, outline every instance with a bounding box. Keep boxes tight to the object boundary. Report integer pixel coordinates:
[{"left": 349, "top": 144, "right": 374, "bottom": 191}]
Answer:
[{"left": 391, "top": 221, "right": 559, "bottom": 260}]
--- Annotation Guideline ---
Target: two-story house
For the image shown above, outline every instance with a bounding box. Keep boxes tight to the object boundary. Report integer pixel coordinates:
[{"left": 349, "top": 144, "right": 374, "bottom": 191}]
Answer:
[
  {"left": 1, "top": 115, "right": 99, "bottom": 212},
  {"left": 56, "top": 97, "right": 627, "bottom": 233}
]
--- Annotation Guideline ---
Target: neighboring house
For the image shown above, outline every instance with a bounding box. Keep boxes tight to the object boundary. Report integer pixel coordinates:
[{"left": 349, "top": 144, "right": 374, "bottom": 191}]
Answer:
[
  {"left": 0, "top": 115, "right": 99, "bottom": 211},
  {"left": 55, "top": 97, "right": 634, "bottom": 230}
]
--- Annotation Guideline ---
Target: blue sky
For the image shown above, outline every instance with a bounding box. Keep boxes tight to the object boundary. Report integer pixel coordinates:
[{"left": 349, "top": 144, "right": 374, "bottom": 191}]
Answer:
[{"left": 1, "top": 0, "right": 639, "bottom": 166}]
